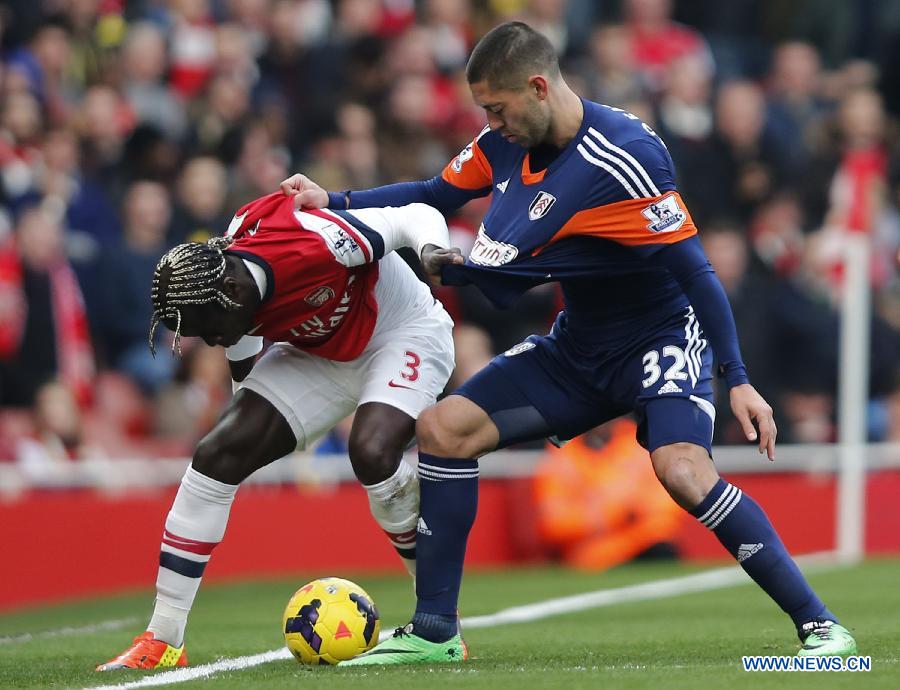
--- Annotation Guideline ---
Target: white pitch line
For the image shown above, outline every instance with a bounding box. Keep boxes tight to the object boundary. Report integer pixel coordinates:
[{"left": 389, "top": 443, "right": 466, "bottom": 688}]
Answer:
[
  {"left": 0, "top": 618, "right": 138, "bottom": 646},
  {"left": 83, "top": 649, "right": 294, "bottom": 690},
  {"left": 82, "top": 555, "right": 841, "bottom": 690}
]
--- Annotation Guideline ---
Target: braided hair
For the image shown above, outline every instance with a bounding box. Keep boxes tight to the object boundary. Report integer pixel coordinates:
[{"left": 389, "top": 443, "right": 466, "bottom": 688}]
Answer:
[{"left": 149, "top": 237, "right": 242, "bottom": 356}]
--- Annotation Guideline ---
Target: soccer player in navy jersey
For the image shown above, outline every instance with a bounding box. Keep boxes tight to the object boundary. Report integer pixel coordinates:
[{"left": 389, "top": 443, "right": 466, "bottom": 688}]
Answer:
[
  {"left": 96, "top": 195, "right": 457, "bottom": 670},
  {"left": 281, "top": 22, "right": 856, "bottom": 662}
]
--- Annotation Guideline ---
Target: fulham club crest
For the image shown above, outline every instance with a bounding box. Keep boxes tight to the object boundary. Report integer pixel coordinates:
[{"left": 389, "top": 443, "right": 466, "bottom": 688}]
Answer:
[
  {"left": 304, "top": 286, "right": 335, "bottom": 307},
  {"left": 528, "top": 191, "right": 556, "bottom": 220}
]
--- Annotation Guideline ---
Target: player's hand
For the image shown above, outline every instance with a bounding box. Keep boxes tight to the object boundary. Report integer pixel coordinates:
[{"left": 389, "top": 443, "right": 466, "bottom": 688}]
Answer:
[
  {"left": 729, "top": 383, "right": 777, "bottom": 461},
  {"left": 280, "top": 173, "right": 328, "bottom": 209},
  {"left": 420, "top": 244, "right": 465, "bottom": 286}
]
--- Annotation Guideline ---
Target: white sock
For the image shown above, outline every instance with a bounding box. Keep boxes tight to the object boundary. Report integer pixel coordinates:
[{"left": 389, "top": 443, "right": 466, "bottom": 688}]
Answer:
[
  {"left": 364, "top": 460, "right": 419, "bottom": 577},
  {"left": 147, "top": 466, "right": 239, "bottom": 646}
]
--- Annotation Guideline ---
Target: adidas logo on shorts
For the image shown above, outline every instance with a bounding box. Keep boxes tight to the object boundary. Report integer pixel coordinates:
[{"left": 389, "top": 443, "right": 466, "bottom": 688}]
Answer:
[{"left": 657, "top": 380, "right": 683, "bottom": 394}]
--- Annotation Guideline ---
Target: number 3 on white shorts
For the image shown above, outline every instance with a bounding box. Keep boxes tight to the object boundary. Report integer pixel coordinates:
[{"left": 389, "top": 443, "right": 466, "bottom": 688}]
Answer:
[{"left": 641, "top": 346, "right": 688, "bottom": 388}]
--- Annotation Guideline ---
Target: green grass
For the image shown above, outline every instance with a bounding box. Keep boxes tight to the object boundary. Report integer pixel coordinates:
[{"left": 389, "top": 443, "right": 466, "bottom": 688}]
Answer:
[{"left": 1, "top": 560, "right": 898, "bottom": 689}]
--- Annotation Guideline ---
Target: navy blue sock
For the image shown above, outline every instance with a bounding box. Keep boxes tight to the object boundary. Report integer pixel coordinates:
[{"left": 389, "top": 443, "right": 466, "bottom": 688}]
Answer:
[
  {"left": 410, "top": 453, "right": 479, "bottom": 643},
  {"left": 691, "top": 478, "right": 836, "bottom": 630}
]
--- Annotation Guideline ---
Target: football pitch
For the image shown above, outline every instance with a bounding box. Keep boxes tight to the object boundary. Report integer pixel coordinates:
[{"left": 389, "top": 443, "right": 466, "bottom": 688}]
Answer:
[{"left": 2, "top": 560, "right": 897, "bottom": 689}]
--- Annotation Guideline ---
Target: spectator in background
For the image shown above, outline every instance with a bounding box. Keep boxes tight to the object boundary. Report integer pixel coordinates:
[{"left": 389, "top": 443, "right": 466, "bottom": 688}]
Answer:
[
  {"left": 0, "top": 204, "right": 94, "bottom": 407},
  {"left": 153, "top": 341, "right": 230, "bottom": 445},
  {"left": 579, "top": 24, "right": 648, "bottom": 107},
  {"left": 0, "top": 89, "right": 44, "bottom": 201},
  {"left": 74, "top": 84, "right": 135, "bottom": 200},
  {"left": 300, "top": 102, "right": 380, "bottom": 196},
  {"left": 16, "top": 380, "right": 99, "bottom": 481},
  {"left": 22, "top": 127, "right": 120, "bottom": 315},
  {"left": 168, "top": 156, "right": 230, "bottom": 245},
  {"left": 185, "top": 74, "right": 251, "bottom": 163},
  {"left": 679, "top": 81, "right": 788, "bottom": 226},
  {"left": 98, "top": 180, "right": 174, "bottom": 393},
  {"left": 229, "top": 120, "right": 291, "bottom": 205},
  {"left": 422, "top": 0, "right": 473, "bottom": 74},
  {"left": 654, "top": 53, "right": 714, "bottom": 177},
  {"left": 702, "top": 223, "right": 776, "bottom": 444},
  {"left": 121, "top": 22, "right": 188, "bottom": 142},
  {"left": 254, "top": 0, "right": 342, "bottom": 161},
  {"left": 63, "top": 0, "right": 126, "bottom": 90},
  {"left": 3, "top": 17, "right": 73, "bottom": 125},
  {"left": 623, "top": 0, "right": 711, "bottom": 94},
  {"left": 534, "top": 419, "right": 683, "bottom": 571},
  {"left": 514, "top": 0, "right": 570, "bottom": 57},
  {"left": 765, "top": 41, "right": 831, "bottom": 176},
  {"left": 166, "top": 0, "right": 217, "bottom": 99}
]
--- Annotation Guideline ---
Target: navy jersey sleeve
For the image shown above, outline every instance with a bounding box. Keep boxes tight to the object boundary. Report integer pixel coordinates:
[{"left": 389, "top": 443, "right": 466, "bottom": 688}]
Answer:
[
  {"left": 641, "top": 235, "right": 749, "bottom": 388},
  {"left": 326, "top": 175, "right": 485, "bottom": 215}
]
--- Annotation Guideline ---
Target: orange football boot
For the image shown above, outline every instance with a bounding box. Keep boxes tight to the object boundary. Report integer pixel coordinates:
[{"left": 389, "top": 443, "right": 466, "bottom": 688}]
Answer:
[{"left": 96, "top": 632, "right": 188, "bottom": 671}]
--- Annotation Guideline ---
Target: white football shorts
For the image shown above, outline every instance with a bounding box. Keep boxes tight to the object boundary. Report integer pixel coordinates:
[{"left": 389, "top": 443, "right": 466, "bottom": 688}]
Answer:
[{"left": 240, "top": 253, "right": 454, "bottom": 448}]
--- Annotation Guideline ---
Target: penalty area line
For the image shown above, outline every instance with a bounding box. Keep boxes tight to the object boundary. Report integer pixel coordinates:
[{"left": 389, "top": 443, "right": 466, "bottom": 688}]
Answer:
[{"left": 82, "top": 554, "right": 841, "bottom": 690}]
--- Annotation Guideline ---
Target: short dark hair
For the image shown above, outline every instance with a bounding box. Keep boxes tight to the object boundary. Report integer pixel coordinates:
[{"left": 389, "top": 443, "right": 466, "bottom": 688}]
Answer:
[{"left": 466, "top": 21, "right": 559, "bottom": 90}]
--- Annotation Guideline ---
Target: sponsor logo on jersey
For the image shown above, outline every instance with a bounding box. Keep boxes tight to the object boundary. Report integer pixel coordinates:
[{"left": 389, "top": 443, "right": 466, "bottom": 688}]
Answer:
[
  {"left": 528, "top": 191, "right": 557, "bottom": 220},
  {"left": 451, "top": 142, "right": 474, "bottom": 173},
  {"left": 247, "top": 219, "right": 261, "bottom": 236},
  {"left": 641, "top": 194, "right": 687, "bottom": 233},
  {"left": 289, "top": 276, "right": 356, "bottom": 340},
  {"left": 469, "top": 224, "right": 518, "bottom": 266},
  {"left": 304, "top": 286, "right": 335, "bottom": 307},
  {"left": 504, "top": 341, "right": 536, "bottom": 357},
  {"left": 496, "top": 179, "right": 509, "bottom": 193}
]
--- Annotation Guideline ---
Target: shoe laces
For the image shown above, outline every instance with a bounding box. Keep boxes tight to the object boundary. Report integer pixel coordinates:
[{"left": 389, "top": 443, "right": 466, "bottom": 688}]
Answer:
[
  {"left": 801, "top": 619, "right": 834, "bottom": 642},
  {"left": 392, "top": 623, "right": 414, "bottom": 638}
]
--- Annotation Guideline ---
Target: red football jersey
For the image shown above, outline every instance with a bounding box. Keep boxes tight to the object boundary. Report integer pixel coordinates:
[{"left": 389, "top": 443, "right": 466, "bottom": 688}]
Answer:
[{"left": 224, "top": 193, "right": 380, "bottom": 361}]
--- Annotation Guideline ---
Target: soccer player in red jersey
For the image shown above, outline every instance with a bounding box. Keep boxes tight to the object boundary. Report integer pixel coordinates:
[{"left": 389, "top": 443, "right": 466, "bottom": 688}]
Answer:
[{"left": 97, "top": 193, "right": 456, "bottom": 670}]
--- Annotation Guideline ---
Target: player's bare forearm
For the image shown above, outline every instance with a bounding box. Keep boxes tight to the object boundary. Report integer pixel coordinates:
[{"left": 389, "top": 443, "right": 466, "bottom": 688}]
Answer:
[
  {"left": 421, "top": 244, "right": 465, "bottom": 286},
  {"left": 729, "top": 383, "right": 777, "bottom": 461}
]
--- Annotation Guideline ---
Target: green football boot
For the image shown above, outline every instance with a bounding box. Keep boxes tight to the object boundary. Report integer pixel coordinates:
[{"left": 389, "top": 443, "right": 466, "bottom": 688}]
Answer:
[
  {"left": 797, "top": 619, "right": 857, "bottom": 656},
  {"left": 339, "top": 624, "right": 468, "bottom": 666}
]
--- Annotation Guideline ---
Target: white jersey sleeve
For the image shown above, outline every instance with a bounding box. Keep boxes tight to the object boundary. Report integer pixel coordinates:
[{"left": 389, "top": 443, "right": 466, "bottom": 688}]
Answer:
[
  {"left": 294, "top": 204, "right": 450, "bottom": 268},
  {"left": 225, "top": 335, "right": 264, "bottom": 361}
]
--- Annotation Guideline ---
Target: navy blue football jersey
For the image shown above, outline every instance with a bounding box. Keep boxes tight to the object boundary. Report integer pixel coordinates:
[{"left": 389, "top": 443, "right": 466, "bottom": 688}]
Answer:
[{"left": 440, "top": 100, "right": 698, "bottom": 351}]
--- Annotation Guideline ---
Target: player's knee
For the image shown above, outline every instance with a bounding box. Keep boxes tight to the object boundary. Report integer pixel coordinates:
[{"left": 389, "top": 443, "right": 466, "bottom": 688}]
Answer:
[
  {"left": 192, "top": 433, "right": 251, "bottom": 485},
  {"left": 653, "top": 444, "right": 717, "bottom": 510},
  {"left": 348, "top": 436, "right": 399, "bottom": 486},
  {"left": 415, "top": 407, "right": 473, "bottom": 458}
]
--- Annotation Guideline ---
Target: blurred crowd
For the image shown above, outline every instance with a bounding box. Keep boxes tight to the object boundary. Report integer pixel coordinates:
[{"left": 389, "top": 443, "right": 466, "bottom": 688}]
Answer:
[{"left": 2, "top": 0, "right": 900, "bottom": 469}]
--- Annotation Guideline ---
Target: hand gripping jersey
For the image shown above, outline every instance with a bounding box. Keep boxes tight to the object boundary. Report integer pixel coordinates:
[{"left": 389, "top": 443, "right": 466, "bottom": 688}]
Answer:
[{"left": 224, "top": 193, "right": 446, "bottom": 362}]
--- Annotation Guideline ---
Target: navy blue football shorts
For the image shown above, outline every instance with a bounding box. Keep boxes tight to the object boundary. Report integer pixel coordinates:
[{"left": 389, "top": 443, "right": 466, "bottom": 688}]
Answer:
[{"left": 455, "top": 307, "right": 716, "bottom": 455}]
